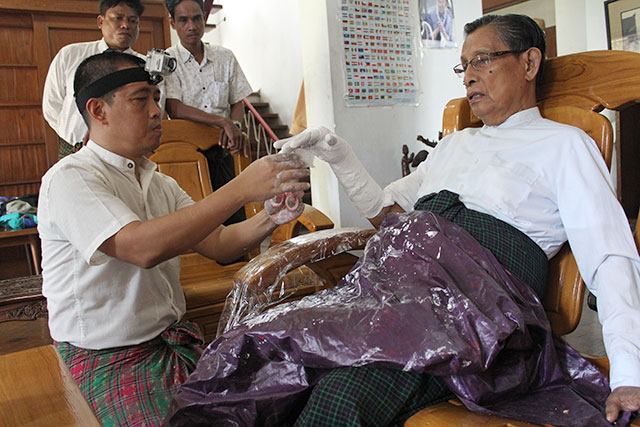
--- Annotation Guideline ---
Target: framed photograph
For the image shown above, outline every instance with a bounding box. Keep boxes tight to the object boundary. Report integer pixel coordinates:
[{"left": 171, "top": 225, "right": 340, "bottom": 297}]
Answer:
[
  {"left": 605, "top": 0, "right": 640, "bottom": 52},
  {"left": 419, "top": 0, "right": 456, "bottom": 48}
]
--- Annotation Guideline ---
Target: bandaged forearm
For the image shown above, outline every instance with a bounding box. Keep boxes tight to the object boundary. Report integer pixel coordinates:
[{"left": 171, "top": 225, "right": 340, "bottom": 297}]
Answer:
[{"left": 330, "top": 155, "right": 387, "bottom": 218}]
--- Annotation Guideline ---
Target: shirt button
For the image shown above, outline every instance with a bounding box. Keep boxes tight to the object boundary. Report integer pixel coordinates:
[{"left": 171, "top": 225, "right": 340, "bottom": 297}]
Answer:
[
  {"left": 202, "top": 87, "right": 206, "bottom": 90},
  {"left": 127, "top": 162, "right": 133, "bottom": 169}
]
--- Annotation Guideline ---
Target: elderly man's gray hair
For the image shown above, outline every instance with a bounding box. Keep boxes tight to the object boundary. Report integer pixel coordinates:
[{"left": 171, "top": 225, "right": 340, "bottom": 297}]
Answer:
[{"left": 464, "top": 14, "right": 547, "bottom": 87}]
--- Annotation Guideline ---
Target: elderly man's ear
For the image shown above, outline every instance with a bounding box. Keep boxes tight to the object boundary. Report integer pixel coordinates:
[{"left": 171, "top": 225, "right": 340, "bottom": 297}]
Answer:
[
  {"left": 86, "top": 98, "right": 109, "bottom": 126},
  {"left": 523, "top": 47, "right": 543, "bottom": 82}
]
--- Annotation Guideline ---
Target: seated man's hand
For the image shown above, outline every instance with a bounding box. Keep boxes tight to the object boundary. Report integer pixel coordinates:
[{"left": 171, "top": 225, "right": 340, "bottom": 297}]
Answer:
[
  {"left": 265, "top": 191, "right": 305, "bottom": 225},
  {"left": 605, "top": 386, "right": 640, "bottom": 422},
  {"left": 238, "top": 152, "right": 310, "bottom": 202},
  {"left": 274, "top": 126, "right": 348, "bottom": 165},
  {"left": 219, "top": 120, "right": 244, "bottom": 154}
]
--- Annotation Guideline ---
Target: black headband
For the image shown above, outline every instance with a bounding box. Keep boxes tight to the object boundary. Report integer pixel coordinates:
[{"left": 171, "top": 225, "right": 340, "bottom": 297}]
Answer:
[{"left": 75, "top": 67, "right": 161, "bottom": 113}]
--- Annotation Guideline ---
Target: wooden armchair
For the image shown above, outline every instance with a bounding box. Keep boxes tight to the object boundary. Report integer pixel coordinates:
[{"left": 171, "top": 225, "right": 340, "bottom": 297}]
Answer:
[
  {"left": 229, "top": 50, "right": 640, "bottom": 426},
  {"left": 149, "top": 119, "right": 334, "bottom": 342}
]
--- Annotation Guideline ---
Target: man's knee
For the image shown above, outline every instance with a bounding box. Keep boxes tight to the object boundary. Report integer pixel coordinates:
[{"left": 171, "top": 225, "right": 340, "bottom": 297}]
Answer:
[{"left": 297, "top": 366, "right": 424, "bottom": 426}]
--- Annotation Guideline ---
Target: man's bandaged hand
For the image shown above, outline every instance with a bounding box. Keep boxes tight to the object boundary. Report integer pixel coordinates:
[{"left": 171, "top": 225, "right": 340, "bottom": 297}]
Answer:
[
  {"left": 274, "top": 126, "right": 386, "bottom": 219},
  {"left": 274, "top": 127, "right": 346, "bottom": 166}
]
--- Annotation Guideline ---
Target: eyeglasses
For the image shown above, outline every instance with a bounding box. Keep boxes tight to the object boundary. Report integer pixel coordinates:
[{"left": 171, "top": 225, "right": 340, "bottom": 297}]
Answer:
[{"left": 453, "top": 50, "right": 524, "bottom": 77}]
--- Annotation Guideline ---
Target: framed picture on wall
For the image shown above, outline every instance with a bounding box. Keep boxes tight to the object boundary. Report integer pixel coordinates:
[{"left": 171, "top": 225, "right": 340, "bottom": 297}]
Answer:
[
  {"left": 605, "top": 0, "right": 640, "bottom": 52},
  {"left": 419, "top": 0, "right": 456, "bottom": 48}
]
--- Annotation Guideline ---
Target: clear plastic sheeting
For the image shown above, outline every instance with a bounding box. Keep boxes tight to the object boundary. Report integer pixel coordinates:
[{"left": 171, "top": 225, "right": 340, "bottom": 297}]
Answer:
[
  {"left": 166, "top": 211, "right": 634, "bottom": 427},
  {"left": 217, "top": 227, "right": 376, "bottom": 336}
]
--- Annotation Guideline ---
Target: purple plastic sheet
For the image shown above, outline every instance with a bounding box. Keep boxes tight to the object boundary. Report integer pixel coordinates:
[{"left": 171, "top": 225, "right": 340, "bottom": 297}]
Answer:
[{"left": 166, "top": 211, "right": 633, "bottom": 426}]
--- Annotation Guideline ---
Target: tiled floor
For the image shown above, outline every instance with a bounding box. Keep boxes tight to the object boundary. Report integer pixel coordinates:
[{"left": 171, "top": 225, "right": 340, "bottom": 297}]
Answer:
[{"left": 563, "top": 295, "right": 606, "bottom": 357}]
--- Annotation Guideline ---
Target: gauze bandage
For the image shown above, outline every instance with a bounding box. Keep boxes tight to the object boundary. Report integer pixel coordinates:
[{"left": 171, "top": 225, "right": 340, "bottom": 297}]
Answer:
[{"left": 275, "top": 127, "right": 386, "bottom": 218}]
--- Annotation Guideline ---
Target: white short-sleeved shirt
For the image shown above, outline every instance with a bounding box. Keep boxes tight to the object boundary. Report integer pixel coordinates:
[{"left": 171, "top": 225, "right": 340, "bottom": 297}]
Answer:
[
  {"left": 384, "top": 107, "right": 640, "bottom": 389},
  {"left": 42, "top": 39, "right": 149, "bottom": 144},
  {"left": 164, "top": 43, "right": 252, "bottom": 118},
  {"left": 38, "top": 141, "right": 194, "bottom": 349}
]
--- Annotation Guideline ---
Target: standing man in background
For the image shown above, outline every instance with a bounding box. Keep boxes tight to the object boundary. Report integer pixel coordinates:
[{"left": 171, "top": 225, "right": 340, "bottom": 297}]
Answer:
[
  {"left": 163, "top": 0, "right": 252, "bottom": 155},
  {"left": 43, "top": 0, "right": 147, "bottom": 159},
  {"left": 164, "top": 0, "right": 254, "bottom": 226}
]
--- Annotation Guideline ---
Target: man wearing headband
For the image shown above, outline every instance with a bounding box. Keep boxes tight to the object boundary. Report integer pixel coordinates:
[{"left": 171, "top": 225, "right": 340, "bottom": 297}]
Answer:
[
  {"left": 43, "top": 0, "right": 146, "bottom": 159},
  {"left": 37, "top": 50, "right": 310, "bottom": 425}
]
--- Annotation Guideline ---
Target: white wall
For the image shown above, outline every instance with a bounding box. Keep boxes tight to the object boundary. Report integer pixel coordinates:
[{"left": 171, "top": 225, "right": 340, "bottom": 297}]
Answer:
[
  {"left": 556, "top": 0, "right": 609, "bottom": 54},
  {"left": 299, "top": 0, "right": 482, "bottom": 227},
  {"left": 494, "top": 0, "right": 555, "bottom": 26},
  {"left": 201, "top": 1, "right": 304, "bottom": 128}
]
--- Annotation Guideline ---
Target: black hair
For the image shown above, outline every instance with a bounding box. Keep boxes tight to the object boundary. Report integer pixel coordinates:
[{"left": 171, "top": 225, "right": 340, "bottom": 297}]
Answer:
[
  {"left": 165, "top": 0, "right": 205, "bottom": 19},
  {"left": 74, "top": 51, "right": 145, "bottom": 125},
  {"left": 99, "top": 0, "right": 145, "bottom": 17},
  {"left": 464, "top": 14, "right": 546, "bottom": 87}
]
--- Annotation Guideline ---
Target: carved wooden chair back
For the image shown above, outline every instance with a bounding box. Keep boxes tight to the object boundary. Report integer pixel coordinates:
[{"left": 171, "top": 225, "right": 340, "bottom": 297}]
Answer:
[{"left": 150, "top": 119, "right": 255, "bottom": 265}]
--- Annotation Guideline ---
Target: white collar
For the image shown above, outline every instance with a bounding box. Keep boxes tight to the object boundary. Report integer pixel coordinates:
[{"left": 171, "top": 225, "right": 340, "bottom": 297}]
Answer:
[
  {"left": 484, "top": 107, "right": 542, "bottom": 130},
  {"left": 176, "top": 41, "right": 209, "bottom": 65},
  {"left": 85, "top": 140, "right": 156, "bottom": 173},
  {"left": 97, "top": 38, "right": 138, "bottom": 56}
]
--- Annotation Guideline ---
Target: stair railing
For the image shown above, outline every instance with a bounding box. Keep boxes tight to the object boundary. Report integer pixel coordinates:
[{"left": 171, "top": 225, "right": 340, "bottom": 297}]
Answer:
[{"left": 242, "top": 98, "right": 279, "bottom": 161}]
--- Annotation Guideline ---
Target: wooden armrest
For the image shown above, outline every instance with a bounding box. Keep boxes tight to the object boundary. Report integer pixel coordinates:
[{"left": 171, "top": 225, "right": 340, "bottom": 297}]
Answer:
[
  {"left": 0, "top": 345, "right": 100, "bottom": 425},
  {"left": 234, "top": 228, "right": 376, "bottom": 292},
  {"left": 270, "top": 204, "right": 335, "bottom": 246},
  {"left": 583, "top": 354, "right": 610, "bottom": 377},
  {"left": 298, "top": 204, "right": 335, "bottom": 232}
]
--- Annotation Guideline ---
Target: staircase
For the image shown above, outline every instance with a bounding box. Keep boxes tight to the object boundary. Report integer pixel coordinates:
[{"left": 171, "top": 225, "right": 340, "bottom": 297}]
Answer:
[
  {"left": 242, "top": 93, "right": 311, "bottom": 204},
  {"left": 245, "top": 92, "right": 291, "bottom": 140}
]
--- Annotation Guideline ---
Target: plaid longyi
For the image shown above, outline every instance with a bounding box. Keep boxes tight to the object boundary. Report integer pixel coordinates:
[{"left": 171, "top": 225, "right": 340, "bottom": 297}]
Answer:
[
  {"left": 294, "top": 190, "right": 548, "bottom": 426},
  {"left": 55, "top": 321, "right": 203, "bottom": 427}
]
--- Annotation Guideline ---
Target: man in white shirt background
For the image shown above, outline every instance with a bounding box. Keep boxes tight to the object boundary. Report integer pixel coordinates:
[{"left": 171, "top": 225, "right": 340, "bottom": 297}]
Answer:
[
  {"left": 163, "top": 0, "right": 251, "bottom": 155},
  {"left": 163, "top": 0, "right": 254, "bottom": 227},
  {"left": 42, "top": 0, "right": 146, "bottom": 159}
]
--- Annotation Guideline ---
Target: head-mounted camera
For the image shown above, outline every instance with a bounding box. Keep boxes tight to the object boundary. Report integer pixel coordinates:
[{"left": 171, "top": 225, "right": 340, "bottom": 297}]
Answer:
[
  {"left": 75, "top": 49, "right": 176, "bottom": 113},
  {"left": 145, "top": 48, "right": 177, "bottom": 84}
]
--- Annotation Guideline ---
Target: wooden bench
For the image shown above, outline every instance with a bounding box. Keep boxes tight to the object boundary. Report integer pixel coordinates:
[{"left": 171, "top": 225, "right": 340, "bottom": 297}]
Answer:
[{"left": 0, "top": 345, "right": 99, "bottom": 425}]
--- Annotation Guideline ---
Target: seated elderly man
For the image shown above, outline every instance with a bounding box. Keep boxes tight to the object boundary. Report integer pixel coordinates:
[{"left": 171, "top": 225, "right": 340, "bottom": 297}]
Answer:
[
  {"left": 37, "top": 51, "right": 309, "bottom": 425},
  {"left": 165, "top": 14, "right": 640, "bottom": 426}
]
